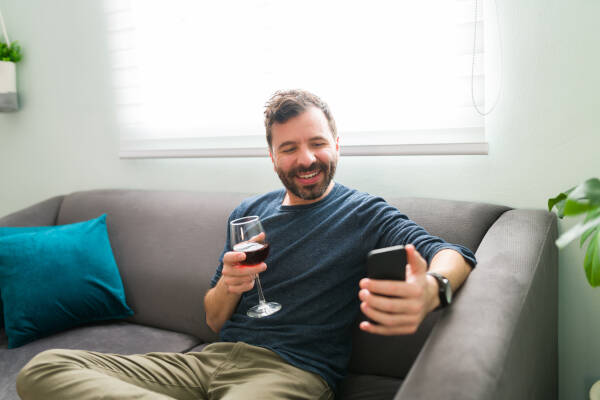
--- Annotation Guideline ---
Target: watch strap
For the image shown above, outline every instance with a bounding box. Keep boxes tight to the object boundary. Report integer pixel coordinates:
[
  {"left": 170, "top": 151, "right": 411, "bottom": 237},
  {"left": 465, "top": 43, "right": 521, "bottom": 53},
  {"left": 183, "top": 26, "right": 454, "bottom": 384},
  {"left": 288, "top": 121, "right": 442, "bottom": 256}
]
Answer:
[{"left": 427, "top": 271, "right": 451, "bottom": 310}]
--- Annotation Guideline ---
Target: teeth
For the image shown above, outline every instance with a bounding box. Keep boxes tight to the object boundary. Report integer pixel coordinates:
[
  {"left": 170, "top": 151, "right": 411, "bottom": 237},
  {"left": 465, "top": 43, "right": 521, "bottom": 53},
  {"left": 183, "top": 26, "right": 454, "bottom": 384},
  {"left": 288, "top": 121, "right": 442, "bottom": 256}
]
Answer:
[{"left": 298, "top": 171, "right": 319, "bottom": 179}]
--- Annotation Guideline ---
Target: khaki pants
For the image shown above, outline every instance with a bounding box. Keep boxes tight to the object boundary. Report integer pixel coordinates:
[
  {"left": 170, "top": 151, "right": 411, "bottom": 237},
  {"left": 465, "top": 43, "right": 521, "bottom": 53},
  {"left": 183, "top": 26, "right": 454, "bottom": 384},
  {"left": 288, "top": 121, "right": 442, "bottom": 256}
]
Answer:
[{"left": 16, "top": 342, "right": 333, "bottom": 400}]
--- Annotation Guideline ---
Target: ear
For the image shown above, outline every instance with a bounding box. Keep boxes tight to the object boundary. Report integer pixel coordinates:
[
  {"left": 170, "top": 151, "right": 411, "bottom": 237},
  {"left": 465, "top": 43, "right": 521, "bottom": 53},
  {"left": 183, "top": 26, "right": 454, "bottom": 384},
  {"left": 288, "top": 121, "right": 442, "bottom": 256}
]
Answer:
[{"left": 335, "top": 136, "right": 340, "bottom": 153}]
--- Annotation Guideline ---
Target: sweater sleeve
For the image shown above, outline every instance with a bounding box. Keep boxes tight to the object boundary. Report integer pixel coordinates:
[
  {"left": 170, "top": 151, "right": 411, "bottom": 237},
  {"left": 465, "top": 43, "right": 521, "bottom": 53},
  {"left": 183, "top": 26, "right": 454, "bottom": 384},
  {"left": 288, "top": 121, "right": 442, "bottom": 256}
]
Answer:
[{"left": 357, "top": 195, "right": 477, "bottom": 268}]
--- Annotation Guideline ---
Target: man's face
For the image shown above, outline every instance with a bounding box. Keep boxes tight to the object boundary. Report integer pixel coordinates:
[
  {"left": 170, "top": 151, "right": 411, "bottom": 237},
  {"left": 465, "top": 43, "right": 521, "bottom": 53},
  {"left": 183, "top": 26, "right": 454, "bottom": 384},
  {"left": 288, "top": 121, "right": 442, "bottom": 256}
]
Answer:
[{"left": 269, "top": 107, "right": 339, "bottom": 206}]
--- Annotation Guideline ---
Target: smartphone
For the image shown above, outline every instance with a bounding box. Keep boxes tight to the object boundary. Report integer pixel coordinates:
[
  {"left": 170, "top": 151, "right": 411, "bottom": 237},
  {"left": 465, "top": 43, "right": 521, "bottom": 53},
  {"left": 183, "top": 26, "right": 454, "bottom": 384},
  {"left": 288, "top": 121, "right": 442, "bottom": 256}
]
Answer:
[{"left": 367, "top": 245, "right": 407, "bottom": 280}]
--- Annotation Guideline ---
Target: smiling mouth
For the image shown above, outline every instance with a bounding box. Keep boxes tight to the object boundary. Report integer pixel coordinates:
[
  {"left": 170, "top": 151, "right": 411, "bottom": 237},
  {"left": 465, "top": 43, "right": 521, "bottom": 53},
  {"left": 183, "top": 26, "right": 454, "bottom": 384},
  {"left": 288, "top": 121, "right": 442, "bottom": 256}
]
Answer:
[
  {"left": 298, "top": 171, "right": 319, "bottom": 179},
  {"left": 295, "top": 170, "right": 322, "bottom": 185}
]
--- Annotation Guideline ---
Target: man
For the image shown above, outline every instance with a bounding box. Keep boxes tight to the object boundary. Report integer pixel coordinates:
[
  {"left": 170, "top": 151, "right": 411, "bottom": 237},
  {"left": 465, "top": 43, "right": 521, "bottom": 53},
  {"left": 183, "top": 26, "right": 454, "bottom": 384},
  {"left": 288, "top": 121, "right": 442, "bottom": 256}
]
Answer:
[{"left": 17, "top": 90, "right": 475, "bottom": 399}]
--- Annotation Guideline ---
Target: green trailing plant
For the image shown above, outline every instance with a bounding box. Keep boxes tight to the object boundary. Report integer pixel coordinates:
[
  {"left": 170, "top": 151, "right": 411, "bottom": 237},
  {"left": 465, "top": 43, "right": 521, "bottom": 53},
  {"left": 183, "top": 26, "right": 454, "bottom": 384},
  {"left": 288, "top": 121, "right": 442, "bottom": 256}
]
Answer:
[
  {"left": 548, "top": 178, "right": 600, "bottom": 287},
  {"left": 0, "top": 40, "right": 22, "bottom": 62}
]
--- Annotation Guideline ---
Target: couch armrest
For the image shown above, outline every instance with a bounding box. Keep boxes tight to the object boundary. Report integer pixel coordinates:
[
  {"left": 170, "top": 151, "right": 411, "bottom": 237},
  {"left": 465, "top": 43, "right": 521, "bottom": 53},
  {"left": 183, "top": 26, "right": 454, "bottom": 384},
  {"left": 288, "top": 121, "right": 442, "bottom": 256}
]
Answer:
[
  {"left": 0, "top": 195, "right": 66, "bottom": 331},
  {"left": 0, "top": 195, "right": 65, "bottom": 227},
  {"left": 395, "top": 209, "right": 558, "bottom": 400}
]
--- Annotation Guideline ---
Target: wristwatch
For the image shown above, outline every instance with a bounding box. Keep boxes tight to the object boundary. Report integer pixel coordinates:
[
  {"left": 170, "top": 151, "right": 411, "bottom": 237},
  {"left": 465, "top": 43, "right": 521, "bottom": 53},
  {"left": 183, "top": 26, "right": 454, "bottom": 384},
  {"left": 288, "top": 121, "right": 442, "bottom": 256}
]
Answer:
[{"left": 427, "top": 272, "right": 452, "bottom": 310}]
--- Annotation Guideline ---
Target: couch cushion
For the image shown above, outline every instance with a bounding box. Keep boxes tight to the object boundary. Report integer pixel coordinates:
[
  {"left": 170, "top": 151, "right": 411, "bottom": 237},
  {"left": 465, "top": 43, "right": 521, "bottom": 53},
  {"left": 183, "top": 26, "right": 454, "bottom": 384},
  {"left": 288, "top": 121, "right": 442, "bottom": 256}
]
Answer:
[
  {"left": 348, "top": 310, "right": 441, "bottom": 379},
  {"left": 55, "top": 190, "right": 251, "bottom": 343},
  {"left": 0, "top": 322, "right": 201, "bottom": 400},
  {"left": 338, "top": 373, "right": 403, "bottom": 400},
  {"left": 0, "top": 215, "right": 133, "bottom": 348},
  {"left": 186, "top": 343, "right": 210, "bottom": 353}
]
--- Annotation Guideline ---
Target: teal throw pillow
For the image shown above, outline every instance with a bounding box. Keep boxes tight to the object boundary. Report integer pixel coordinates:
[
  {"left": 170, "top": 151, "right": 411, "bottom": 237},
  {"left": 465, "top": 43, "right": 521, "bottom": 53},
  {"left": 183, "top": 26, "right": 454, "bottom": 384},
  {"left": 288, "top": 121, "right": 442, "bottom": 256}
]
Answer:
[{"left": 0, "top": 214, "right": 133, "bottom": 348}]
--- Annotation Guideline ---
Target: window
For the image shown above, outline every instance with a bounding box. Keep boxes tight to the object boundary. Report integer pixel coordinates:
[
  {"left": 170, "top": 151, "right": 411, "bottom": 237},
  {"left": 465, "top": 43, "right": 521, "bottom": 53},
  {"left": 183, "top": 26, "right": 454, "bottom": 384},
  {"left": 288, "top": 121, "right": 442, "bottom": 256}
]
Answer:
[{"left": 104, "top": 0, "right": 489, "bottom": 158}]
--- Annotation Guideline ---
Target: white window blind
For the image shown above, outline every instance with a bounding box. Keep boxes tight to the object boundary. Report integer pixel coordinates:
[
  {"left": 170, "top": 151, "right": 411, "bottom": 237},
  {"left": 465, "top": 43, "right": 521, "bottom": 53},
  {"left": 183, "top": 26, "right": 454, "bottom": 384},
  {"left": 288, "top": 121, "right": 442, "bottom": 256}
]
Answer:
[{"left": 104, "top": 0, "right": 488, "bottom": 158}]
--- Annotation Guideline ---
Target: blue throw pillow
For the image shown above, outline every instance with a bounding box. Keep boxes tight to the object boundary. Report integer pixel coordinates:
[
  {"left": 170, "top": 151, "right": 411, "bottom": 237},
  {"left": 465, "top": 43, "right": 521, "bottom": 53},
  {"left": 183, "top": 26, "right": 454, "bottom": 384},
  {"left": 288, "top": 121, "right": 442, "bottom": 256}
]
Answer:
[{"left": 0, "top": 214, "right": 133, "bottom": 348}]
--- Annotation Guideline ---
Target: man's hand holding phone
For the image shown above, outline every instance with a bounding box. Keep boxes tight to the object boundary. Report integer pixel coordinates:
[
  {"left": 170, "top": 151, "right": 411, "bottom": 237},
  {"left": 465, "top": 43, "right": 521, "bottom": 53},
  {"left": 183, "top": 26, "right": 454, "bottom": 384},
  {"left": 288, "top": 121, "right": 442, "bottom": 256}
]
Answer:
[{"left": 359, "top": 244, "right": 439, "bottom": 336}]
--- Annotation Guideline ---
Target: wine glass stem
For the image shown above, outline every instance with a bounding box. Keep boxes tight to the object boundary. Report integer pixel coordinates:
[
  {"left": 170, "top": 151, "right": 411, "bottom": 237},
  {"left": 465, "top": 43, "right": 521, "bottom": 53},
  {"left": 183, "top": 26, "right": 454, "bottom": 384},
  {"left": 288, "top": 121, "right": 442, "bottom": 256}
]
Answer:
[{"left": 254, "top": 275, "right": 267, "bottom": 305}]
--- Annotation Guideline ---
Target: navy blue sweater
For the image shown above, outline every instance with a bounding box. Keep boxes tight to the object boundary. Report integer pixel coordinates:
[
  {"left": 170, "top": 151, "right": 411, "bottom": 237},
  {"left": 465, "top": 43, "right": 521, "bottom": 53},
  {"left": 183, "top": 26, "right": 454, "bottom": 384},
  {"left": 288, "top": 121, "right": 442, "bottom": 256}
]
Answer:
[{"left": 210, "top": 183, "right": 476, "bottom": 392}]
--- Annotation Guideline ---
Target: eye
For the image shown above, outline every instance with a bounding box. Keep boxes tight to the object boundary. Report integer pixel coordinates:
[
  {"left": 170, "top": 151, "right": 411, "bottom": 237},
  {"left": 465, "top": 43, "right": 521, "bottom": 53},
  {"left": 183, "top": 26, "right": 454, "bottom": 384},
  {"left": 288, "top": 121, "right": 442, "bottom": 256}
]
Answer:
[{"left": 281, "top": 147, "right": 295, "bottom": 153}]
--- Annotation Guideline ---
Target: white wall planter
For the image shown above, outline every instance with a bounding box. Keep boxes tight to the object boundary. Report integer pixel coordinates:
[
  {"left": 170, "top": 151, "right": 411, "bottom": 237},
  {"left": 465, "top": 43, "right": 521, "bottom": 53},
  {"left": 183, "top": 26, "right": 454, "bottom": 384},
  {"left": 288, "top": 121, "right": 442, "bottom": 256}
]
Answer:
[{"left": 0, "top": 60, "right": 18, "bottom": 112}]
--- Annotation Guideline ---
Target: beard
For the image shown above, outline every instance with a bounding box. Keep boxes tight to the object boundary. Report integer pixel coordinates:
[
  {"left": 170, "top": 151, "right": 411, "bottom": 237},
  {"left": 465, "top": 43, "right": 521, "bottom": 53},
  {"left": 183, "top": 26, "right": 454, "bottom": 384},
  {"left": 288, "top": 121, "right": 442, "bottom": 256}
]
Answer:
[{"left": 275, "top": 157, "right": 338, "bottom": 201}]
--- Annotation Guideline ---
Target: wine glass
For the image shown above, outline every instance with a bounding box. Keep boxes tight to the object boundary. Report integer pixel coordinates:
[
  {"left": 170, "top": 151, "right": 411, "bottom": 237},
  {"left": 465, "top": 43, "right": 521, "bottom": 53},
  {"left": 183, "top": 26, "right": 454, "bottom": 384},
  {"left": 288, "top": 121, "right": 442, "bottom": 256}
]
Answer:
[{"left": 230, "top": 216, "right": 282, "bottom": 318}]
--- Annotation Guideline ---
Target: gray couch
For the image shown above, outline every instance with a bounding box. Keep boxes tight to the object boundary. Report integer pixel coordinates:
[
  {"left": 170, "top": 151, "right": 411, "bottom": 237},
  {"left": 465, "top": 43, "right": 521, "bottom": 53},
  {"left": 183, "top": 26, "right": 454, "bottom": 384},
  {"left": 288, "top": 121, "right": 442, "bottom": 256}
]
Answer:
[{"left": 0, "top": 189, "right": 558, "bottom": 400}]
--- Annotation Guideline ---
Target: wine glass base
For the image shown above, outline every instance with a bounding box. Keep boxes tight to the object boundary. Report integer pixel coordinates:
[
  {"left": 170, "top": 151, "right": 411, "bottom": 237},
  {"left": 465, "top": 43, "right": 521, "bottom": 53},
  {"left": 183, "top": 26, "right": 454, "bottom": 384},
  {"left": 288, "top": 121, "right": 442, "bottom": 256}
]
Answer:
[{"left": 247, "top": 302, "right": 282, "bottom": 318}]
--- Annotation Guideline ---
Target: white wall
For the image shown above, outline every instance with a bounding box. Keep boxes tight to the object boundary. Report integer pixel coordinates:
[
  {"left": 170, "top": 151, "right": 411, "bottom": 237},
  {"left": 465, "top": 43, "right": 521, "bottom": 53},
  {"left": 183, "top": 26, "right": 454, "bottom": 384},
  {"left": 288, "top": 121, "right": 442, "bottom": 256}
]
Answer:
[{"left": 1, "top": 1, "right": 599, "bottom": 398}]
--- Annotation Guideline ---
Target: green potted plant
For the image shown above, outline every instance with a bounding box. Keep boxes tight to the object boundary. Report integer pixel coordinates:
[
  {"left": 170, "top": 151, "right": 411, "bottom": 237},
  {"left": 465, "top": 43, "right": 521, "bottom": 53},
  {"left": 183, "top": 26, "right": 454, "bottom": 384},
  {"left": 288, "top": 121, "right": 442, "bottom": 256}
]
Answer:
[
  {"left": 0, "top": 7, "right": 21, "bottom": 112},
  {"left": 0, "top": 40, "right": 21, "bottom": 62},
  {"left": 548, "top": 178, "right": 600, "bottom": 286}
]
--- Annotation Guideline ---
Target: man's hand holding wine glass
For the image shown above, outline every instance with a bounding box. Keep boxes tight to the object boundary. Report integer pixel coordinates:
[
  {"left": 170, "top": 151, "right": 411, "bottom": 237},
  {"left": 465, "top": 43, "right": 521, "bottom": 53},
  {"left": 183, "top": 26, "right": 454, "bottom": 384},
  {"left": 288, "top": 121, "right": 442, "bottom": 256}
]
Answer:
[{"left": 220, "top": 251, "right": 267, "bottom": 295}]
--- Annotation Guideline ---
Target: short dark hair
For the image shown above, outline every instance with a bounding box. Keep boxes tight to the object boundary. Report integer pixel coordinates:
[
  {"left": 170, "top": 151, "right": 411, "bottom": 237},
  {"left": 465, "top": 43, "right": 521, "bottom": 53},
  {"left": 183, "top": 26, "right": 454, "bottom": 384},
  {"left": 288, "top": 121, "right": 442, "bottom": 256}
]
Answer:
[{"left": 264, "top": 89, "right": 337, "bottom": 149}]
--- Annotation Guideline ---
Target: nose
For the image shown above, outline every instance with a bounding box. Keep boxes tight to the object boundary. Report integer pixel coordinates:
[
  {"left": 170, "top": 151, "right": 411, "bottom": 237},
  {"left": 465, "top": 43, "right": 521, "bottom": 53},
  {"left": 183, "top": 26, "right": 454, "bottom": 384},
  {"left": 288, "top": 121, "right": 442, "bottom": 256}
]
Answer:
[{"left": 297, "top": 146, "right": 317, "bottom": 167}]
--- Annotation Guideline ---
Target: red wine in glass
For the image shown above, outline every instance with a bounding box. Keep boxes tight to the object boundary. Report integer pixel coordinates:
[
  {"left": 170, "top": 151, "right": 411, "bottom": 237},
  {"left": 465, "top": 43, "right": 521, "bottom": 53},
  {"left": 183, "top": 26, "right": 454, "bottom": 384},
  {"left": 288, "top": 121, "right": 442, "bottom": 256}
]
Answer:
[
  {"left": 233, "top": 242, "right": 270, "bottom": 266},
  {"left": 230, "top": 216, "right": 281, "bottom": 318}
]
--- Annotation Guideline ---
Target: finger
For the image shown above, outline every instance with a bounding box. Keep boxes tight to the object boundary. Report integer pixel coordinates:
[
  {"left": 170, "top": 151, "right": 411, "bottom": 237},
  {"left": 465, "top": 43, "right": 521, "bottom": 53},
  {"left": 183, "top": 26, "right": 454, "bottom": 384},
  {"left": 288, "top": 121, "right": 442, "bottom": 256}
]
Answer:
[
  {"left": 406, "top": 244, "right": 427, "bottom": 275},
  {"left": 225, "top": 271, "right": 255, "bottom": 283},
  {"left": 359, "top": 320, "right": 419, "bottom": 336},
  {"left": 226, "top": 279, "right": 255, "bottom": 294},
  {"left": 359, "top": 289, "right": 423, "bottom": 314},
  {"left": 223, "top": 251, "right": 247, "bottom": 265},
  {"left": 360, "top": 278, "right": 422, "bottom": 298},
  {"left": 223, "top": 272, "right": 255, "bottom": 286},
  {"left": 249, "top": 232, "right": 266, "bottom": 243},
  {"left": 360, "top": 301, "right": 421, "bottom": 327},
  {"left": 224, "top": 263, "right": 267, "bottom": 277}
]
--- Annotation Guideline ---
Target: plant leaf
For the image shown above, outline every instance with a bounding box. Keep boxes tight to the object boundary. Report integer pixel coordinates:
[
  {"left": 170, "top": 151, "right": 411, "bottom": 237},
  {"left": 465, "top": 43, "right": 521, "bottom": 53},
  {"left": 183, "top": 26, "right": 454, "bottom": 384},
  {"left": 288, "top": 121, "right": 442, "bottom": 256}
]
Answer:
[
  {"left": 548, "top": 187, "right": 575, "bottom": 217},
  {"left": 555, "top": 214, "right": 600, "bottom": 248},
  {"left": 581, "top": 226, "right": 599, "bottom": 248},
  {"left": 548, "top": 193, "right": 568, "bottom": 214},
  {"left": 581, "top": 209, "right": 600, "bottom": 247},
  {"left": 563, "top": 198, "right": 596, "bottom": 216},
  {"left": 584, "top": 207, "right": 600, "bottom": 222},
  {"left": 0, "top": 40, "right": 23, "bottom": 62},
  {"left": 581, "top": 178, "right": 600, "bottom": 205},
  {"left": 567, "top": 178, "right": 600, "bottom": 202},
  {"left": 584, "top": 230, "right": 600, "bottom": 287}
]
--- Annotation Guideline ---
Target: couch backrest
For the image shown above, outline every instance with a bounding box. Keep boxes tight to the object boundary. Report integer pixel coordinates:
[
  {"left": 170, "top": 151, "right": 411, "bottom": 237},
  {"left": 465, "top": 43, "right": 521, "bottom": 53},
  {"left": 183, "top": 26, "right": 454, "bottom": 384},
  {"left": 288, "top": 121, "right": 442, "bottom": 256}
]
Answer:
[
  {"left": 55, "top": 189, "right": 251, "bottom": 343},
  {"left": 388, "top": 196, "right": 511, "bottom": 254}
]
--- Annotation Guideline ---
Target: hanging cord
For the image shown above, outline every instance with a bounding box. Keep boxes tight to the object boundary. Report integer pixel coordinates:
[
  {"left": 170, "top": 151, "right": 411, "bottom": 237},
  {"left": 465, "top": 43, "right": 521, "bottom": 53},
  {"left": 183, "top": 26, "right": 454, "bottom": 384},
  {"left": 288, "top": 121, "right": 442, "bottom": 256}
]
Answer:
[
  {"left": 472, "top": 0, "right": 503, "bottom": 116},
  {"left": 0, "top": 5, "right": 10, "bottom": 46}
]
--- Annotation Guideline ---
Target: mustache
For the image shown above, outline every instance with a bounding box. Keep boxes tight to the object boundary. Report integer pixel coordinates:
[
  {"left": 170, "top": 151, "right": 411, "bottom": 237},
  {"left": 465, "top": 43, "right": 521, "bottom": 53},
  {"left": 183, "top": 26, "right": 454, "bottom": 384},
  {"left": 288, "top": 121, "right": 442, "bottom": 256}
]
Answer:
[{"left": 287, "top": 162, "right": 326, "bottom": 177}]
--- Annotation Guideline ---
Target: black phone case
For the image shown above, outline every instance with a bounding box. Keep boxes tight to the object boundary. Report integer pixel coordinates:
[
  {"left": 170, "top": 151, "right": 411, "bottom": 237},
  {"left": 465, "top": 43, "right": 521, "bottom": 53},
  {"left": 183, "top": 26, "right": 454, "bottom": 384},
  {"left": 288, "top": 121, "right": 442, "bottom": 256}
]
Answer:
[{"left": 367, "top": 245, "right": 407, "bottom": 280}]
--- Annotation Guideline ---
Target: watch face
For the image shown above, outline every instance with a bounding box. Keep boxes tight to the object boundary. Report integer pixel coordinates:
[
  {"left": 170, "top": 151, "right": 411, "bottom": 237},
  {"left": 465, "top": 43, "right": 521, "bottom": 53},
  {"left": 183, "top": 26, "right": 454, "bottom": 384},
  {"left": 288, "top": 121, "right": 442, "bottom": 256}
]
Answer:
[
  {"left": 446, "top": 284, "right": 452, "bottom": 304},
  {"left": 429, "top": 272, "right": 452, "bottom": 308},
  {"left": 444, "top": 279, "right": 452, "bottom": 304}
]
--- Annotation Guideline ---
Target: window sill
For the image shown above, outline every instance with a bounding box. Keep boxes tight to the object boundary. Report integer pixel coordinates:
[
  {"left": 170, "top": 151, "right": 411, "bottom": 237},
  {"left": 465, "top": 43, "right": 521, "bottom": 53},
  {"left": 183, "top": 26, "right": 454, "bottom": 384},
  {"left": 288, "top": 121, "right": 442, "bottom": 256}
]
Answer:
[{"left": 119, "top": 142, "right": 488, "bottom": 159}]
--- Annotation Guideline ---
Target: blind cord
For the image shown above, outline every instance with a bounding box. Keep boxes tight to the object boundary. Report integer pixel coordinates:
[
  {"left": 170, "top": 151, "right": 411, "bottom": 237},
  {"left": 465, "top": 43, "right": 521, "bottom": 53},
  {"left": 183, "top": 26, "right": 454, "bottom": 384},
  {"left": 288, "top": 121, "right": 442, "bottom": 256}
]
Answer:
[
  {"left": 472, "top": 0, "right": 503, "bottom": 117},
  {"left": 0, "top": 5, "right": 11, "bottom": 45}
]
